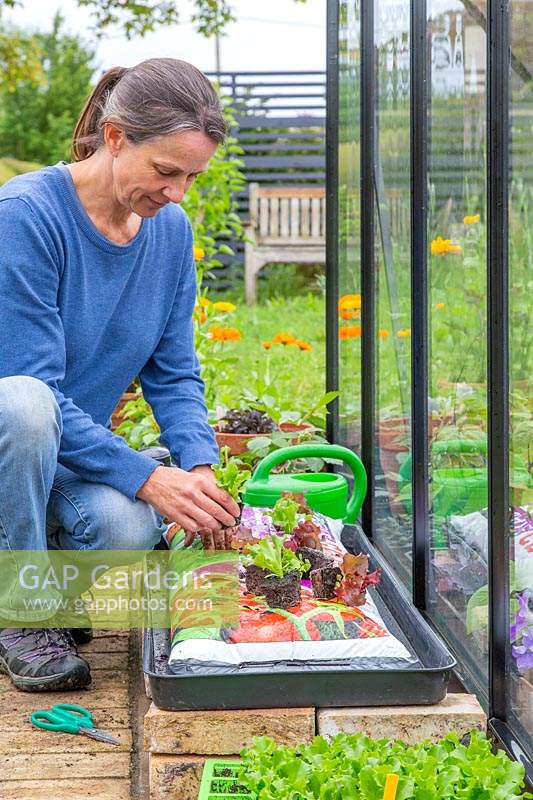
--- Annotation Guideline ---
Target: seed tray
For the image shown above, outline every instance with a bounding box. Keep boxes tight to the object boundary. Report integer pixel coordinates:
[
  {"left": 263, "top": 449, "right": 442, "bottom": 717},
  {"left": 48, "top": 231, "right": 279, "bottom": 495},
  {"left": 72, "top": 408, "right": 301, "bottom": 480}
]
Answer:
[
  {"left": 198, "top": 759, "right": 251, "bottom": 800},
  {"left": 143, "top": 523, "right": 456, "bottom": 710}
]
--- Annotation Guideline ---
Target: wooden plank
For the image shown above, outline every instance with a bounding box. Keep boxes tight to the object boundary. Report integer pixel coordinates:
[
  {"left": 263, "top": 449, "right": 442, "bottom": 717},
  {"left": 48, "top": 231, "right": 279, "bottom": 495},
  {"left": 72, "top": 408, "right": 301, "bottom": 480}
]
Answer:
[
  {"left": 257, "top": 187, "right": 325, "bottom": 198},
  {"left": 235, "top": 115, "right": 325, "bottom": 128},
  {"left": 280, "top": 198, "right": 290, "bottom": 237},
  {"left": 290, "top": 197, "right": 300, "bottom": 239},
  {"left": 244, "top": 172, "right": 326, "bottom": 182},
  {"left": 83, "top": 651, "right": 129, "bottom": 670},
  {"left": 259, "top": 197, "right": 269, "bottom": 238},
  {"left": 311, "top": 197, "right": 321, "bottom": 237},
  {"left": 0, "top": 728, "right": 132, "bottom": 754},
  {"left": 269, "top": 197, "right": 279, "bottom": 237},
  {"left": 300, "top": 197, "right": 310, "bottom": 237},
  {"left": 243, "top": 143, "right": 324, "bottom": 153},
  {"left": 80, "top": 635, "right": 130, "bottom": 654},
  {"left": 244, "top": 155, "right": 325, "bottom": 169},
  {"left": 0, "top": 778, "right": 131, "bottom": 800},
  {"left": 0, "top": 752, "right": 130, "bottom": 781},
  {"left": 238, "top": 131, "right": 324, "bottom": 141},
  {"left": 0, "top": 689, "right": 129, "bottom": 713},
  {"left": 0, "top": 707, "right": 130, "bottom": 731}
]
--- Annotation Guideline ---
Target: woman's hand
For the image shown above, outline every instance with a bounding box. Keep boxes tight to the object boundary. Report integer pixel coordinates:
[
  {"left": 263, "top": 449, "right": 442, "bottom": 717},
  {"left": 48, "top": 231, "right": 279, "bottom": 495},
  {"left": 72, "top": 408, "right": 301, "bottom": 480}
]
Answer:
[{"left": 136, "top": 464, "right": 239, "bottom": 534}]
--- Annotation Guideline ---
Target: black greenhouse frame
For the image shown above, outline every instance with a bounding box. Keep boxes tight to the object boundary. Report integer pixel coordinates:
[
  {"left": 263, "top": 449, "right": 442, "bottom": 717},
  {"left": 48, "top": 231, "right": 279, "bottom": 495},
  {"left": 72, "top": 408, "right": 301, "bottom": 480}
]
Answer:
[{"left": 325, "top": 0, "right": 532, "bottom": 782}]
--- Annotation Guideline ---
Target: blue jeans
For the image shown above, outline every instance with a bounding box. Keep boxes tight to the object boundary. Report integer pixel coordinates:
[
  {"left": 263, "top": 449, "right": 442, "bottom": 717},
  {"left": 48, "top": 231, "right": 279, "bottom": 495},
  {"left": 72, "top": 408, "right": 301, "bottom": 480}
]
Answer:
[{"left": 0, "top": 376, "right": 166, "bottom": 620}]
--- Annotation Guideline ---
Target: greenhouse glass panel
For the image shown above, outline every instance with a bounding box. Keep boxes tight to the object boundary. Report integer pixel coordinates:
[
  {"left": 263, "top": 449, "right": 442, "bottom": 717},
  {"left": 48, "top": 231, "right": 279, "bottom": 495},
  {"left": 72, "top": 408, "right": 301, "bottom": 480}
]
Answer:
[
  {"left": 373, "top": 0, "right": 413, "bottom": 584},
  {"left": 338, "top": 0, "right": 362, "bottom": 455},
  {"left": 425, "top": 0, "right": 489, "bottom": 697},
  {"left": 507, "top": 0, "right": 533, "bottom": 760}
]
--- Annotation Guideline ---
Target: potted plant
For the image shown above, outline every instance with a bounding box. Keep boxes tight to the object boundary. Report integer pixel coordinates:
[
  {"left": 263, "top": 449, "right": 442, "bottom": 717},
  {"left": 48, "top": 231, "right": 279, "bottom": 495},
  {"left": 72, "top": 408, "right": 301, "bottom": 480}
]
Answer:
[
  {"left": 213, "top": 407, "right": 277, "bottom": 456},
  {"left": 378, "top": 407, "right": 450, "bottom": 514},
  {"left": 243, "top": 534, "right": 309, "bottom": 609}
]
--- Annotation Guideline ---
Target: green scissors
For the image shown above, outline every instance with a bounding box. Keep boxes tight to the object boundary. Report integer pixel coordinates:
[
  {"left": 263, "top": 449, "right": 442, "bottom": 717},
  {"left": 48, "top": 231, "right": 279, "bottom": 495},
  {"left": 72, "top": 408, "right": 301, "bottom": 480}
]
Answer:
[{"left": 30, "top": 702, "right": 120, "bottom": 745}]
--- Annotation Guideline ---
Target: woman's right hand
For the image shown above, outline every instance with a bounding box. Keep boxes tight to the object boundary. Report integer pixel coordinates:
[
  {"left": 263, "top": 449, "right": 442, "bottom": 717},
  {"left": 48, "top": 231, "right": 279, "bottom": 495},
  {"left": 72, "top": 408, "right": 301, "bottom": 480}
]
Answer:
[{"left": 136, "top": 465, "right": 239, "bottom": 533}]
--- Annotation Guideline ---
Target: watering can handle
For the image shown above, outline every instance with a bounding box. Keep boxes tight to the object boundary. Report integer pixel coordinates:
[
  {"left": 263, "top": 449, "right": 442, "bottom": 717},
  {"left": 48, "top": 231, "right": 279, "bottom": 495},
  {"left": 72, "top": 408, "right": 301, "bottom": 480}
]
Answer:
[{"left": 251, "top": 443, "right": 367, "bottom": 524}]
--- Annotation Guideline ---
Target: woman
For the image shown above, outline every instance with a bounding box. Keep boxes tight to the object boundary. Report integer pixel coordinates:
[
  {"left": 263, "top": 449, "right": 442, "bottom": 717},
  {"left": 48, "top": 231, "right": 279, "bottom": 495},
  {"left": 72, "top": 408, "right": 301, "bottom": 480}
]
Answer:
[{"left": 0, "top": 58, "right": 239, "bottom": 692}]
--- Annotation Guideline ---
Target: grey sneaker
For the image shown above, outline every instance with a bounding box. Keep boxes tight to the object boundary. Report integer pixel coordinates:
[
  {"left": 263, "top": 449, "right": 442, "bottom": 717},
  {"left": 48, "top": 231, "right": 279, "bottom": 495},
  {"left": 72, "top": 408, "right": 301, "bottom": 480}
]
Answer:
[{"left": 0, "top": 627, "right": 91, "bottom": 692}]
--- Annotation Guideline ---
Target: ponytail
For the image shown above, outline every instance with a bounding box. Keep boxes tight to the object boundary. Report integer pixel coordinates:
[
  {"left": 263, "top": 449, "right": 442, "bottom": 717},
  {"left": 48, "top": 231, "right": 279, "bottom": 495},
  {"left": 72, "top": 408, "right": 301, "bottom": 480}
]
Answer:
[
  {"left": 70, "top": 58, "right": 227, "bottom": 163},
  {"left": 71, "top": 66, "right": 128, "bottom": 162}
]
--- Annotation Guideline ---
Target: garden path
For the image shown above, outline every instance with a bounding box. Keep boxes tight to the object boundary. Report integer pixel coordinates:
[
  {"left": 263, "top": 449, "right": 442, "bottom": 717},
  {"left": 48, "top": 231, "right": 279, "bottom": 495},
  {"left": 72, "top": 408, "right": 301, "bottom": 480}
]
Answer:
[{"left": 0, "top": 630, "right": 138, "bottom": 799}]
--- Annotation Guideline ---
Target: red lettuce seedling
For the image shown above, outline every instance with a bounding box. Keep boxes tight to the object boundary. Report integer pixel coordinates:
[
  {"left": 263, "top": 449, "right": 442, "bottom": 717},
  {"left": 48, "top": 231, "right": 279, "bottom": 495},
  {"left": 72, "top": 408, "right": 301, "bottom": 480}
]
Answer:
[{"left": 334, "top": 553, "right": 381, "bottom": 607}]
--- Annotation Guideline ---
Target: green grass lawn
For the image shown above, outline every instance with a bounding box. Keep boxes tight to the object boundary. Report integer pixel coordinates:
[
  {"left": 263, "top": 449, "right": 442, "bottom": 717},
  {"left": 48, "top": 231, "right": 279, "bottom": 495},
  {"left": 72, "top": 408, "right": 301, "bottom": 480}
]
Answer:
[{"left": 199, "top": 292, "right": 327, "bottom": 416}]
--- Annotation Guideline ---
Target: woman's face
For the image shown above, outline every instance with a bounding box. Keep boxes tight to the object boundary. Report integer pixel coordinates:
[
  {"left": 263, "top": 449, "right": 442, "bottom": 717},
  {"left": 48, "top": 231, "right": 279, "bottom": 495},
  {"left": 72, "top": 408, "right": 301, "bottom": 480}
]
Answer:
[{"left": 105, "top": 125, "right": 218, "bottom": 216}]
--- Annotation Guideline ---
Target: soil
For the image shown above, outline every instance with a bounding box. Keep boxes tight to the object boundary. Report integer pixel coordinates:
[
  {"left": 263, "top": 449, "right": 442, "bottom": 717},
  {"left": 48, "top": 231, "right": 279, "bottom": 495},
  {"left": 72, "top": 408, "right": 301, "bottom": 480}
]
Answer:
[
  {"left": 261, "top": 570, "right": 302, "bottom": 609},
  {"left": 311, "top": 566, "right": 343, "bottom": 599},
  {"left": 244, "top": 564, "right": 269, "bottom": 595},
  {"left": 296, "top": 546, "right": 334, "bottom": 578}
]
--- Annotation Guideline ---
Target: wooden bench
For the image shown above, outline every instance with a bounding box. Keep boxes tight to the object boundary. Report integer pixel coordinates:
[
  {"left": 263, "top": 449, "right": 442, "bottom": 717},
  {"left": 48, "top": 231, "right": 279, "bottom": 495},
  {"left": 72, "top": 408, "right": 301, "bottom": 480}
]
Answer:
[{"left": 244, "top": 183, "right": 326, "bottom": 304}]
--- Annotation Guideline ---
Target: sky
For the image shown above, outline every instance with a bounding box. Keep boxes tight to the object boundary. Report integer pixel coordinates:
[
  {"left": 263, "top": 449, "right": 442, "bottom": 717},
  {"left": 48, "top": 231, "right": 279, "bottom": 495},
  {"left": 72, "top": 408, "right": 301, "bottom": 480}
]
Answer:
[{"left": 3, "top": 0, "right": 326, "bottom": 75}]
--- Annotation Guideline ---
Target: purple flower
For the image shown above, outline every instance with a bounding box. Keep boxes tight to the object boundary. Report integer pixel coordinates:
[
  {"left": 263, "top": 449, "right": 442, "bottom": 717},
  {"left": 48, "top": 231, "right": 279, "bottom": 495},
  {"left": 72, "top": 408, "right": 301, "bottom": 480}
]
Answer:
[{"left": 512, "top": 627, "right": 533, "bottom": 673}]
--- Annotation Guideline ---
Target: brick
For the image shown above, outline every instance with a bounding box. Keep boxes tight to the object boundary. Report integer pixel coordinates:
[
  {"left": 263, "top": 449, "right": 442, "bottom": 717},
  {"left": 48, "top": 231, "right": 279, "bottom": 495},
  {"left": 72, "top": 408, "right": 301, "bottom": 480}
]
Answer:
[
  {"left": 0, "top": 778, "right": 131, "bottom": 800},
  {"left": 317, "top": 693, "right": 486, "bottom": 744},
  {"left": 0, "top": 752, "right": 130, "bottom": 781},
  {"left": 144, "top": 703, "right": 315, "bottom": 755},
  {"left": 149, "top": 754, "right": 241, "bottom": 800}
]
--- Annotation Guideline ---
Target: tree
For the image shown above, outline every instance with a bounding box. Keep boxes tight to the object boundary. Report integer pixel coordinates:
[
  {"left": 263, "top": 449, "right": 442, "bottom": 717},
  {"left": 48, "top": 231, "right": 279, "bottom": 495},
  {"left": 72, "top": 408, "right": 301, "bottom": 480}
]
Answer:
[{"left": 0, "top": 12, "right": 96, "bottom": 164}]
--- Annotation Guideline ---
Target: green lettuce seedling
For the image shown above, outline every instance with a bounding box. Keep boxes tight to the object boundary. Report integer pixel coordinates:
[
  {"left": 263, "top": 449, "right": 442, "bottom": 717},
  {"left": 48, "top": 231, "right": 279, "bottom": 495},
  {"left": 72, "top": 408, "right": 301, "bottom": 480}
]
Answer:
[
  {"left": 265, "top": 495, "right": 301, "bottom": 534},
  {"left": 212, "top": 446, "right": 250, "bottom": 503},
  {"left": 238, "top": 729, "right": 533, "bottom": 800},
  {"left": 245, "top": 535, "right": 308, "bottom": 578}
]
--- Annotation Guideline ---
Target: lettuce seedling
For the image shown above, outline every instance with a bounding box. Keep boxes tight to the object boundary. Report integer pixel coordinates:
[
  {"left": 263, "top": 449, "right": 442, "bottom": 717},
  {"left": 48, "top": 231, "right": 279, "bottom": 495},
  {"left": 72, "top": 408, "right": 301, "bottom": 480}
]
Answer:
[
  {"left": 265, "top": 495, "right": 301, "bottom": 534},
  {"left": 212, "top": 446, "right": 250, "bottom": 503},
  {"left": 245, "top": 534, "right": 308, "bottom": 578}
]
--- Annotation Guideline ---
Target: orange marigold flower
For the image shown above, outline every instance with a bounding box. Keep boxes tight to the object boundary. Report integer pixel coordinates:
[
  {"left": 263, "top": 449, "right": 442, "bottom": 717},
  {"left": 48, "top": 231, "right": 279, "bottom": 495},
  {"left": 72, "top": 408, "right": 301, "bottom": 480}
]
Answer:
[
  {"left": 213, "top": 301, "right": 236, "bottom": 313},
  {"left": 463, "top": 213, "right": 480, "bottom": 225},
  {"left": 431, "top": 236, "right": 462, "bottom": 256},
  {"left": 435, "top": 302, "right": 445, "bottom": 310},
  {"left": 209, "top": 326, "right": 241, "bottom": 341},
  {"left": 196, "top": 310, "right": 207, "bottom": 323},
  {"left": 295, "top": 339, "right": 313, "bottom": 351},
  {"left": 378, "top": 329, "right": 389, "bottom": 338},
  {"left": 273, "top": 332, "right": 296, "bottom": 345},
  {"left": 193, "top": 246, "right": 205, "bottom": 261},
  {"left": 197, "top": 296, "right": 210, "bottom": 308},
  {"left": 339, "top": 326, "right": 361, "bottom": 339},
  {"left": 262, "top": 341, "right": 273, "bottom": 349},
  {"left": 339, "top": 309, "right": 361, "bottom": 320},
  {"left": 397, "top": 328, "right": 411, "bottom": 338},
  {"left": 338, "top": 293, "right": 361, "bottom": 312}
]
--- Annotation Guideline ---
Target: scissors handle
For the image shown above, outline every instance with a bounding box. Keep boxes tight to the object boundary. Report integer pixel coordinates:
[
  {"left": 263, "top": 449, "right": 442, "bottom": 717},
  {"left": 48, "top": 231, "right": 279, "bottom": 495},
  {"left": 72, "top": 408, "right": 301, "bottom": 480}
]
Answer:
[{"left": 31, "top": 703, "right": 94, "bottom": 734}]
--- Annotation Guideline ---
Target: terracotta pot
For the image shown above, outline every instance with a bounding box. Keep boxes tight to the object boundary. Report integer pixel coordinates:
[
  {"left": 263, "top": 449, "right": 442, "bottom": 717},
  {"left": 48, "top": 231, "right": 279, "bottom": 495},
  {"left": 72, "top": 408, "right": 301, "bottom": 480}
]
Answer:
[
  {"left": 214, "top": 422, "right": 314, "bottom": 456},
  {"left": 111, "top": 391, "right": 138, "bottom": 431}
]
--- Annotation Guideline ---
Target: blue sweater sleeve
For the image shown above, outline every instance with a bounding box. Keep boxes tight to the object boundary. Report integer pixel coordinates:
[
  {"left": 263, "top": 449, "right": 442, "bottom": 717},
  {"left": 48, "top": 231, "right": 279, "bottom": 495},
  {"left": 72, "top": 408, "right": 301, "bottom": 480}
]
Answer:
[
  {"left": 0, "top": 198, "right": 160, "bottom": 501},
  {"left": 138, "top": 219, "right": 219, "bottom": 470}
]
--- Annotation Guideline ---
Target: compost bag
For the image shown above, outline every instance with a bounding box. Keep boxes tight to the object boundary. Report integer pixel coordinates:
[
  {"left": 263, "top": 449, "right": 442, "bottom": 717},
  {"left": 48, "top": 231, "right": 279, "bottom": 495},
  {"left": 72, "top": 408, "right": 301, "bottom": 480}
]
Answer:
[{"left": 167, "top": 508, "right": 416, "bottom": 675}]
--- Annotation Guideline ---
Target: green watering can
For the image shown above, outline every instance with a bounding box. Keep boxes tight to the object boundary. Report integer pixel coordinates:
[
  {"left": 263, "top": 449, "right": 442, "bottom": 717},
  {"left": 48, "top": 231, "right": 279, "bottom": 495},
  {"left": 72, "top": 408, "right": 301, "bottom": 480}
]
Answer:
[{"left": 242, "top": 444, "right": 367, "bottom": 524}]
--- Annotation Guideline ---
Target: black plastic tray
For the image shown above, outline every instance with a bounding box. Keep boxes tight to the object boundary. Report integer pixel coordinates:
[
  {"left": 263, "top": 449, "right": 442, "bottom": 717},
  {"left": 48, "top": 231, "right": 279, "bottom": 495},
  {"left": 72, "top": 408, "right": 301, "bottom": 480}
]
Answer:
[{"left": 143, "top": 524, "right": 456, "bottom": 710}]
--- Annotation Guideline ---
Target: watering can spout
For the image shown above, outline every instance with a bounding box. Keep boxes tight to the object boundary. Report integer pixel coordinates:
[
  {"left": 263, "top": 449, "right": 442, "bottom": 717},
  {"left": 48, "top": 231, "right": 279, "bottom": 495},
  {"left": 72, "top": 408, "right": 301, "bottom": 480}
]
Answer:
[{"left": 243, "top": 443, "right": 367, "bottom": 524}]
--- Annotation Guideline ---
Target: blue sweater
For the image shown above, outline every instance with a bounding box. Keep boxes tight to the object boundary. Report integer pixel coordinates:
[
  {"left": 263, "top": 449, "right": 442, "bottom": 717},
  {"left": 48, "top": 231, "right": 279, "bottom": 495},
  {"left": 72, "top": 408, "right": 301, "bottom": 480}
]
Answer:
[{"left": 0, "top": 162, "right": 219, "bottom": 501}]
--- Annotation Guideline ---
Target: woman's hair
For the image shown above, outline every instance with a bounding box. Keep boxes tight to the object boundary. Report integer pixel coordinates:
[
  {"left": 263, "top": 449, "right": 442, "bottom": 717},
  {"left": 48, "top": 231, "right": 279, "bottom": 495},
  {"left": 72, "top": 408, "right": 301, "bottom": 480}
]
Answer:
[{"left": 72, "top": 58, "right": 227, "bottom": 161}]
